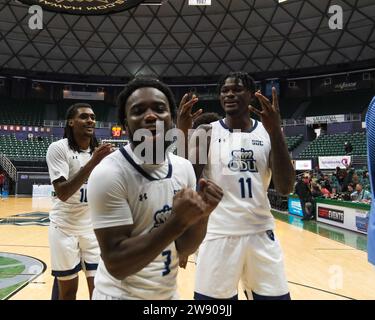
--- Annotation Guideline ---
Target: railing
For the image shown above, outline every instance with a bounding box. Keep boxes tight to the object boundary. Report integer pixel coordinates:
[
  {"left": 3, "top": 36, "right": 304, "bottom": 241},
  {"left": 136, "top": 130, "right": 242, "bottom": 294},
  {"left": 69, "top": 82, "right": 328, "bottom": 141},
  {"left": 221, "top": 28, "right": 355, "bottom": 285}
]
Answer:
[
  {"left": 281, "top": 113, "right": 363, "bottom": 127},
  {"left": 0, "top": 153, "right": 17, "bottom": 181},
  {"left": 43, "top": 120, "right": 113, "bottom": 129}
]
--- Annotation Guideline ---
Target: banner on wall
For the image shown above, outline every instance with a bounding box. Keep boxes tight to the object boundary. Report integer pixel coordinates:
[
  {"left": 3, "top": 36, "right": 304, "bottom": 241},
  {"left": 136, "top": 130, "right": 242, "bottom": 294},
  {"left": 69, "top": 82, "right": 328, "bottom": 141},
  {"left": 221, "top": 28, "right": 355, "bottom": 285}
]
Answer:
[
  {"left": 63, "top": 90, "right": 104, "bottom": 101},
  {"left": 318, "top": 156, "right": 351, "bottom": 169},
  {"left": 333, "top": 81, "right": 358, "bottom": 92},
  {"left": 294, "top": 160, "right": 312, "bottom": 171},
  {"left": 305, "top": 114, "right": 345, "bottom": 125}
]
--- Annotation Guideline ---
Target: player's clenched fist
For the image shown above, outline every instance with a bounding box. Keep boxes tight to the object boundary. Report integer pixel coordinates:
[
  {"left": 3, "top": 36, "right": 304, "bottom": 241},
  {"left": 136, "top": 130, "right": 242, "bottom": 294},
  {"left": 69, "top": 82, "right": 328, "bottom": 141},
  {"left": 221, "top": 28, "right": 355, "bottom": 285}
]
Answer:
[
  {"left": 172, "top": 182, "right": 223, "bottom": 230},
  {"left": 198, "top": 178, "right": 224, "bottom": 215},
  {"left": 172, "top": 188, "right": 208, "bottom": 229}
]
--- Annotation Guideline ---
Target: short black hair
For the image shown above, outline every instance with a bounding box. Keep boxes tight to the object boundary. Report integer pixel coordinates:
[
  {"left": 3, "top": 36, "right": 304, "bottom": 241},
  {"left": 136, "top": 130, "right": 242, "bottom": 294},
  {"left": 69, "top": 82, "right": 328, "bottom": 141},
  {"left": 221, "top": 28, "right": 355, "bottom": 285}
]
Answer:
[
  {"left": 217, "top": 71, "right": 256, "bottom": 95},
  {"left": 192, "top": 112, "right": 222, "bottom": 129},
  {"left": 117, "top": 77, "right": 177, "bottom": 128},
  {"left": 63, "top": 103, "right": 98, "bottom": 153}
]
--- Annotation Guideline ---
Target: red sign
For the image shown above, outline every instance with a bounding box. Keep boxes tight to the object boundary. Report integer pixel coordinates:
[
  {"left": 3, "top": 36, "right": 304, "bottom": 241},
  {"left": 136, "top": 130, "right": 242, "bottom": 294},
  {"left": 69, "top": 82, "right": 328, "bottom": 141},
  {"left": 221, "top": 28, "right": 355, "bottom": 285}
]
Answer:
[{"left": 318, "top": 207, "right": 344, "bottom": 223}]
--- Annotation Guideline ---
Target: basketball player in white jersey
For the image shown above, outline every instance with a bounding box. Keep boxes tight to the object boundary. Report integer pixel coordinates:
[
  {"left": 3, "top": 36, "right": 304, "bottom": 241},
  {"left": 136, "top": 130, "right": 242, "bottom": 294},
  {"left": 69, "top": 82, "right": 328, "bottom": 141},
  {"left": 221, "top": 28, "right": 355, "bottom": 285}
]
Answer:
[
  {"left": 87, "top": 77, "right": 223, "bottom": 300},
  {"left": 178, "top": 71, "right": 295, "bottom": 300},
  {"left": 46, "top": 103, "right": 113, "bottom": 300}
]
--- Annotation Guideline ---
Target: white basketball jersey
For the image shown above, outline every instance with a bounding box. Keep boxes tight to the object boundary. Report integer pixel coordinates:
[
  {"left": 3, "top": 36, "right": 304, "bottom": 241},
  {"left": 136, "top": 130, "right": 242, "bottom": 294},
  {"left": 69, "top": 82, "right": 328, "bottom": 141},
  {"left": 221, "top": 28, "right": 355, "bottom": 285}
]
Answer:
[
  {"left": 88, "top": 144, "right": 196, "bottom": 300},
  {"left": 203, "top": 119, "right": 275, "bottom": 238},
  {"left": 46, "top": 138, "right": 92, "bottom": 235}
]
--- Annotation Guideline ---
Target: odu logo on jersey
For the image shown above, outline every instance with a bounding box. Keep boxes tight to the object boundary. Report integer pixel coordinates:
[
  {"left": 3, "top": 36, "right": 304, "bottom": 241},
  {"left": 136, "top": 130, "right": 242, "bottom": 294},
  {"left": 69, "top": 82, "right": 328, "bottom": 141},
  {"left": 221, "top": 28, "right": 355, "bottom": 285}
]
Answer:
[
  {"left": 152, "top": 205, "right": 172, "bottom": 231},
  {"left": 228, "top": 148, "right": 257, "bottom": 172}
]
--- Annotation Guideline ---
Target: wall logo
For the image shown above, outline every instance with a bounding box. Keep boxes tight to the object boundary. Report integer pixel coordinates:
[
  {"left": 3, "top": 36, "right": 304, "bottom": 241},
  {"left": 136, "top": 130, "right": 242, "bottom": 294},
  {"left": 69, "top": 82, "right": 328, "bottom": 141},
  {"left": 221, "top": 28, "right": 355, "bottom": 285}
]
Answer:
[
  {"left": 228, "top": 148, "right": 257, "bottom": 172},
  {"left": 318, "top": 207, "right": 344, "bottom": 223},
  {"left": 19, "top": 0, "right": 145, "bottom": 15},
  {"left": 356, "top": 214, "right": 369, "bottom": 233}
]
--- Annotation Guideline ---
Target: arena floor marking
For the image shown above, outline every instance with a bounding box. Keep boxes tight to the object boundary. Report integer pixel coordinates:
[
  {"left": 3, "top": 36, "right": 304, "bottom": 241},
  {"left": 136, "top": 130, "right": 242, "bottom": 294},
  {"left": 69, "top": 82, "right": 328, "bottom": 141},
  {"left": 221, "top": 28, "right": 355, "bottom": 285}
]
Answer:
[{"left": 0, "top": 252, "right": 46, "bottom": 300}]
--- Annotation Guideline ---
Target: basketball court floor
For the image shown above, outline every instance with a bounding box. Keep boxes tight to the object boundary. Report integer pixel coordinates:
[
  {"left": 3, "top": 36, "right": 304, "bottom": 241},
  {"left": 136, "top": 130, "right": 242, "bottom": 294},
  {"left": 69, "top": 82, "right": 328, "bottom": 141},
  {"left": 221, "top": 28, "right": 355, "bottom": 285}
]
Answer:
[{"left": 1, "top": 196, "right": 375, "bottom": 300}]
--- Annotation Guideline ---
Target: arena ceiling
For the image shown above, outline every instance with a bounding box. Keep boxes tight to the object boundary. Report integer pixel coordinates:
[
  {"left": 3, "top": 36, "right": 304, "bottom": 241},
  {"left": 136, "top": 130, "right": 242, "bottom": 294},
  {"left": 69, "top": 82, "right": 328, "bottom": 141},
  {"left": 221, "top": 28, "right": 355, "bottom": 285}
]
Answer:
[{"left": 0, "top": 0, "right": 374, "bottom": 79}]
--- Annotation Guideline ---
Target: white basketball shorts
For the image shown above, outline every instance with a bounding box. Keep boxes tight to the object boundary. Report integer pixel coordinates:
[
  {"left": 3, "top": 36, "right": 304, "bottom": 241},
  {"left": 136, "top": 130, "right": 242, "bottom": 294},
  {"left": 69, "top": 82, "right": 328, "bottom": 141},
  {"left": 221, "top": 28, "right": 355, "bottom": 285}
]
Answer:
[
  {"left": 194, "top": 230, "right": 289, "bottom": 299},
  {"left": 49, "top": 222, "right": 100, "bottom": 280}
]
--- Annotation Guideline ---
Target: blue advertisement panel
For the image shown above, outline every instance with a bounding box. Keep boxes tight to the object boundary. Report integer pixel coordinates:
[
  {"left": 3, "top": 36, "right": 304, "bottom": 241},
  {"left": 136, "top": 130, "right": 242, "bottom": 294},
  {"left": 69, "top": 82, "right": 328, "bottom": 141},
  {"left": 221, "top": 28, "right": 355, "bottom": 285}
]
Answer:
[{"left": 288, "top": 197, "right": 303, "bottom": 217}]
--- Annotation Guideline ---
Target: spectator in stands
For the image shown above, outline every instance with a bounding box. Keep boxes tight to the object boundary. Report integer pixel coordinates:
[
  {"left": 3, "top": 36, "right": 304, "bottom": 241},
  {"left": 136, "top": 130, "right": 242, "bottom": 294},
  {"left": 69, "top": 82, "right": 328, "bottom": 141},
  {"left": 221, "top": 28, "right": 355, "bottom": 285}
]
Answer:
[
  {"left": 336, "top": 169, "right": 346, "bottom": 192},
  {"left": 311, "top": 182, "right": 322, "bottom": 199},
  {"left": 320, "top": 181, "right": 331, "bottom": 198},
  {"left": 295, "top": 173, "right": 314, "bottom": 220},
  {"left": 344, "top": 141, "right": 353, "bottom": 155},
  {"left": 351, "top": 183, "right": 372, "bottom": 203},
  {"left": 341, "top": 183, "right": 354, "bottom": 201},
  {"left": 351, "top": 172, "right": 359, "bottom": 186},
  {"left": 344, "top": 168, "right": 355, "bottom": 191},
  {"left": 322, "top": 175, "right": 332, "bottom": 192},
  {"left": 330, "top": 187, "right": 338, "bottom": 199}
]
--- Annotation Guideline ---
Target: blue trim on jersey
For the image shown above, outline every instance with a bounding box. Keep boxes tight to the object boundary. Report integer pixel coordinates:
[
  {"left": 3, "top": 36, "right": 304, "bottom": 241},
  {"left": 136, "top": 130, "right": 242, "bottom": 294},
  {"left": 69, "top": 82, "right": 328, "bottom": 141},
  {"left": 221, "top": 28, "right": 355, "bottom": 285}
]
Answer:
[
  {"left": 194, "top": 292, "right": 238, "bottom": 300},
  {"left": 119, "top": 146, "right": 172, "bottom": 181},
  {"left": 219, "top": 118, "right": 258, "bottom": 133},
  {"left": 51, "top": 262, "right": 82, "bottom": 277},
  {"left": 84, "top": 262, "right": 98, "bottom": 271},
  {"left": 252, "top": 291, "right": 291, "bottom": 300}
]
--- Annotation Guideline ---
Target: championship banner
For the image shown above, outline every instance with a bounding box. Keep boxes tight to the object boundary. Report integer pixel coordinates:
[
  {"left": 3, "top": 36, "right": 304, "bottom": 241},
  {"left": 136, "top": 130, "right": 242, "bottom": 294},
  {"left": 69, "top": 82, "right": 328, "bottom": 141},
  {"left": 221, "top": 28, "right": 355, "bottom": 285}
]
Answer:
[
  {"left": 305, "top": 114, "right": 345, "bottom": 125},
  {"left": 63, "top": 90, "right": 104, "bottom": 101},
  {"left": 19, "top": 0, "right": 145, "bottom": 15},
  {"left": 318, "top": 156, "right": 351, "bottom": 169}
]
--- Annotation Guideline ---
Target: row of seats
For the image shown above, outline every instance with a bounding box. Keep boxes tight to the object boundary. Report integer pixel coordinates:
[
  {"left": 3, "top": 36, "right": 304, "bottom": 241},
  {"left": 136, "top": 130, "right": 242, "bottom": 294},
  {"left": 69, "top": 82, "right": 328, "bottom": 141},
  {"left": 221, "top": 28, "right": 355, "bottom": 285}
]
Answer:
[
  {"left": 0, "top": 99, "right": 116, "bottom": 126},
  {"left": 285, "top": 134, "right": 303, "bottom": 151},
  {"left": 0, "top": 131, "right": 367, "bottom": 161},
  {"left": 0, "top": 99, "right": 45, "bottom": 126},
  {"left": 298, "top": 132, "right": 367, "bottom": 158},
  {"left": 0, "top": 134, "right": 59, "bottom": 159}
]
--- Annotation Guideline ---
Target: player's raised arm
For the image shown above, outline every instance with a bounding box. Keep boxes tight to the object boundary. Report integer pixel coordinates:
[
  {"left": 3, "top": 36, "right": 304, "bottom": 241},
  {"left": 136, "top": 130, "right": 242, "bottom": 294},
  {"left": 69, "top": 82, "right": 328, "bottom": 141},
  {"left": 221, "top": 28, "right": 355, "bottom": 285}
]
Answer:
[{"left": 250, "top": 87, "right": 295, "bottom": 195}]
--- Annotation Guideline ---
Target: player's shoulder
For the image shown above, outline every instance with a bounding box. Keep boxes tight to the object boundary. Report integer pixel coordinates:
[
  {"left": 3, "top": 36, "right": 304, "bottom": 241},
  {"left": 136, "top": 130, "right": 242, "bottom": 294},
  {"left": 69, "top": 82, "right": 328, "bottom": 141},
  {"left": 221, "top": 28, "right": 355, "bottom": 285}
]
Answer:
[
  {"left": 46, "top": 138, "right": 70, "bottom": 159},
  {"left": 48, "top": 138, "right": 68, "bottom": 150},
  {"left": 89, "top": 150, "right": 126, "bottom": 184}
]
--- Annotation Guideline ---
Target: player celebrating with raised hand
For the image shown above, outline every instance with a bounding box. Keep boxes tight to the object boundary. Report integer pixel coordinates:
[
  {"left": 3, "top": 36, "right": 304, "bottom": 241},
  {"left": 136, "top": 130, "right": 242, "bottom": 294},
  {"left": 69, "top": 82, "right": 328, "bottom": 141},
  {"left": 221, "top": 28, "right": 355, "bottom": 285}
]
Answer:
[
  {"left": 46, "top": 103, "right": 113, "bottom": 300},
  {"left": 87, "top": 77, "right": 223, "bottom": 300},
  {"left": 179, "top": 71, "right": 295, "bottom": 300}
]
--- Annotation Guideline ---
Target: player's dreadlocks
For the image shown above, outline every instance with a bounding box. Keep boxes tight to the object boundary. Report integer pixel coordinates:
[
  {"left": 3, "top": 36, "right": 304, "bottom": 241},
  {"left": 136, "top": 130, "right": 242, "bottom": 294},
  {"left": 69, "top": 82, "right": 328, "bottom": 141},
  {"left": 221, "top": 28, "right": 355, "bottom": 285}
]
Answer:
[{"left": 218, "top": 71, "right": 256, "bottom": 94}]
